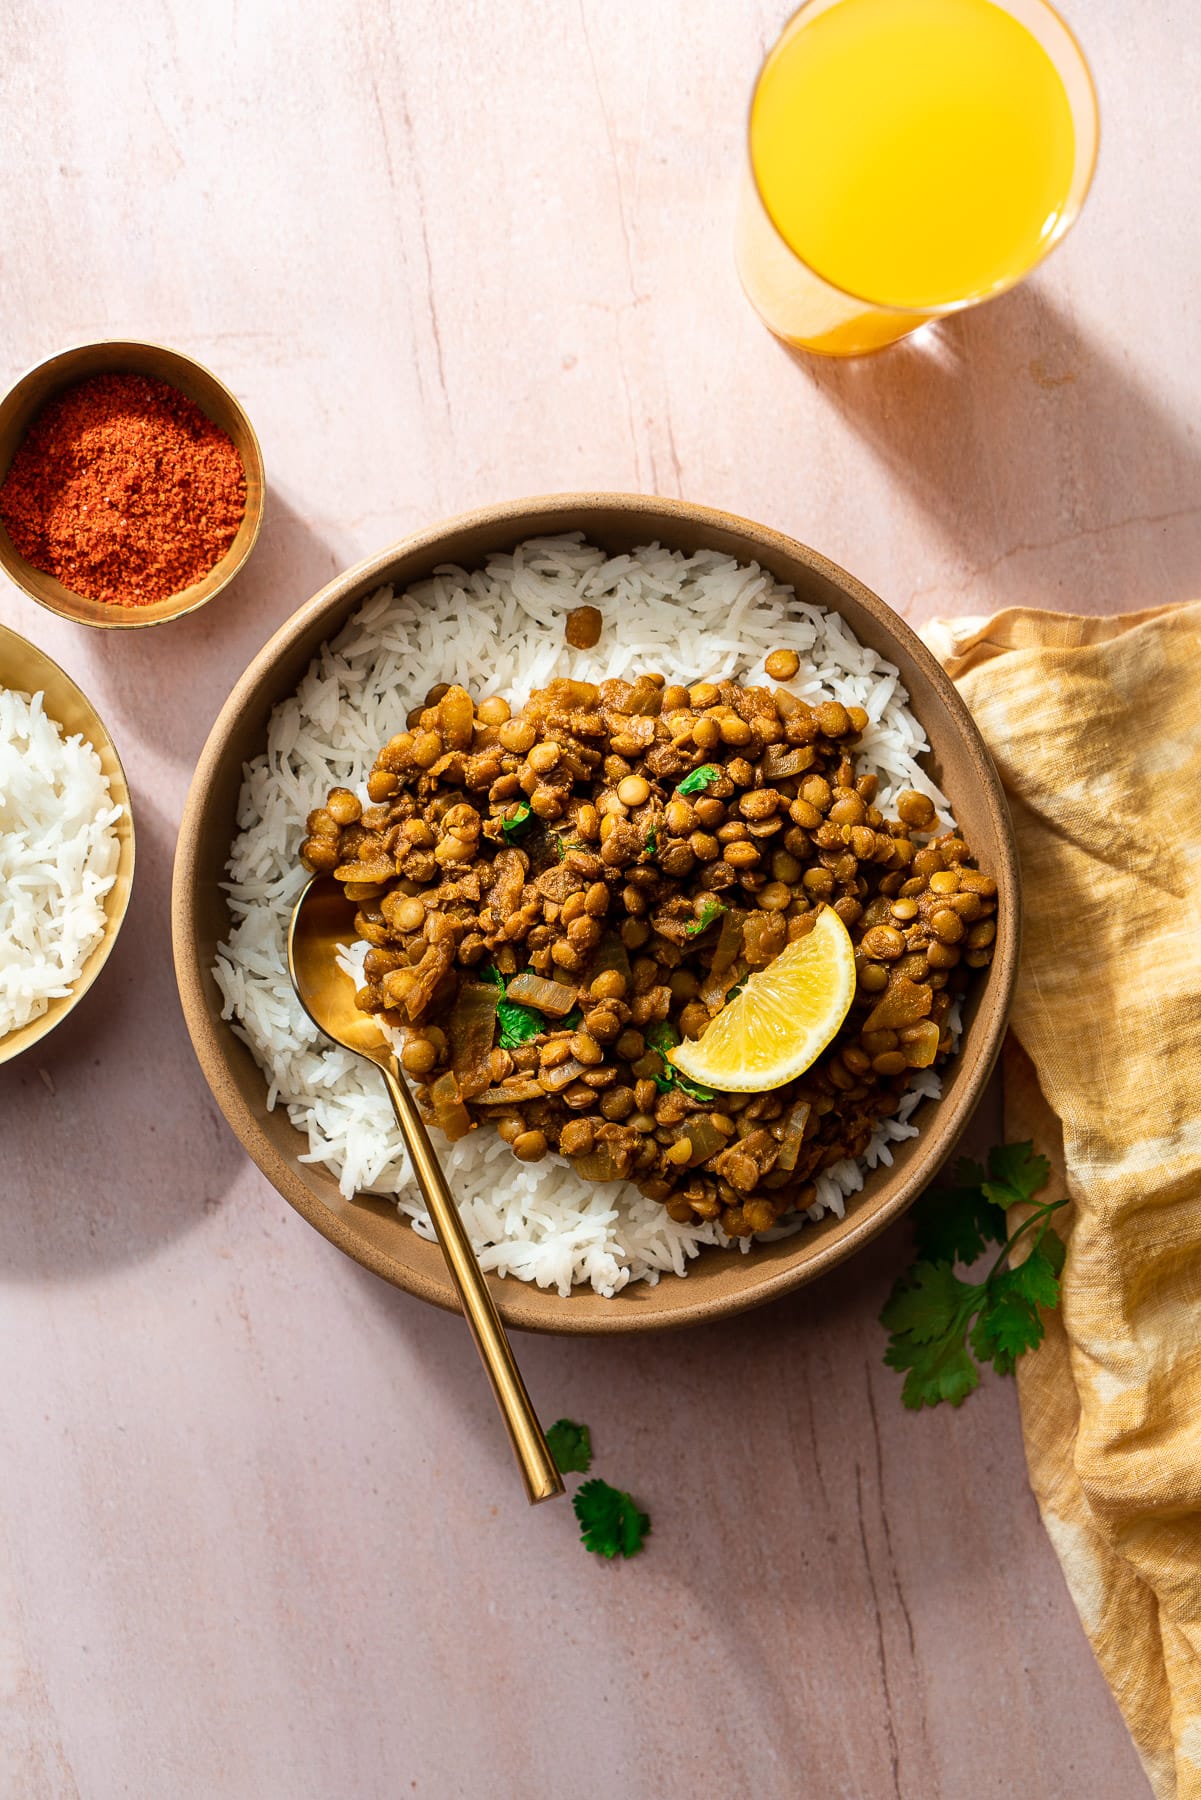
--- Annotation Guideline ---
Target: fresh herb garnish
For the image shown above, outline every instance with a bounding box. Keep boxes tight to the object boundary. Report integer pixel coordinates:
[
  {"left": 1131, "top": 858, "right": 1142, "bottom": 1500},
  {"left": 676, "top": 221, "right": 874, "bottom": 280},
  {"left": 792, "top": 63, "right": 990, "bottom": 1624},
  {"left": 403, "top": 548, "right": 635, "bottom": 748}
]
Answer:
[
  {"left": 546, "top": 1417, "right": 650, "bottom": 1560},
  {"left": 881, "top": 1142, "right": 1064, "bottom": 1410},
  {"left": 497, "top": 1003, "right": 543, "bottom": 1050},
  {"left": 910, "top": 1155, "right": 1004, "bottom": 1266},
  {"left": 573, "top": 1478, "right": 651, "bottom": 1560},
  {"left": 642, "top": 824, "right": 658, "bottom": 857},
  {"left": 684, "top": 898, "right": 725, "bottom": 937},
  {"left": 645, "top": 1021, "right": 716, "bottom": 1102},
  {"left": 546, "top": 1418, "right": 592, "bottom": 1474},
  {"left": 675, "top": 763, "right": 721, "bottom": 797},
  {"left": 481, "top": 963, "right": 544, "bottom": 1050},
  {"left": 500, "top": 799, "right": 533, "bottom": 841}
]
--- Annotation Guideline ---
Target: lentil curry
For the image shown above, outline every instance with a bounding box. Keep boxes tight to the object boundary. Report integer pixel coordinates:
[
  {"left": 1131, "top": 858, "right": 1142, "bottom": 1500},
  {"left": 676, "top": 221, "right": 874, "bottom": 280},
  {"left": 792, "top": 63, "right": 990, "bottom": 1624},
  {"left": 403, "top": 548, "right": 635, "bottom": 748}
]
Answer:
[{"left": 299, "top": 664, "right": 998, "bottom": 1240}]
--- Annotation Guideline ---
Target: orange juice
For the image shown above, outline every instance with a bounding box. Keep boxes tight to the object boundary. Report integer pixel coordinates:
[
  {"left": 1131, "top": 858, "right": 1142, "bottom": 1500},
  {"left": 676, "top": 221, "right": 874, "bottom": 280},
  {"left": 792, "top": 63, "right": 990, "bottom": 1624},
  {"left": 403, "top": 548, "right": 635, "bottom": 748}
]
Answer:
[{"left": 738, "top": 0, "right": 1093, "bottom": 354}]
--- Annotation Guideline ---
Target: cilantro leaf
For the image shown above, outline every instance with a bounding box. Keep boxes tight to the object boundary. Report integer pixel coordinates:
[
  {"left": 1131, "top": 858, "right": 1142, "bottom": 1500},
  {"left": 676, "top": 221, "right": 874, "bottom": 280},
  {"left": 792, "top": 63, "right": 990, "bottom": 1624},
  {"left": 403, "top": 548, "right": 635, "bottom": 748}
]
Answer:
[
  {"left": 645, "top": 1021, "right": 717, "bottom": 1103},
  {"left": 910, "top": 1157, "right": 1006, "bottom": 1266},
  {"left": 685, "top": 898, "right": 725, "bottom": 937},
  {"left": 880, "top": 1260, "right": 977, "bottom": 1345},
  {"left": 947, "top": 1155, "right": 988, "bottom": 1195},
  {"left": 546, "top": 1418, "right": 593, "bottom": 1475},
  {"left": 642, "top": 824, "right": 657, "bottom": 857},
  {"left": 497, "top": 1001, "right": 543, "bottom": 1049},
  {"left": 1040, "top": 1227, "right": 1067, "bottom": 1277},
  {"left": 500, "top": 799, "right": 533, "bottom": 842},
  {"left": 981, "top": 1140, "right": 1051, "bottom": 1212},
  {"left": 1006, "top": 1237, "right": 1063, "bottom": 1312},
  {"left": 676, "top": 764, "right": 721, "bottom": 796},
  {"left": 573, "top": 1478, "right": 650, "bottom": 1559},
  {"left": 885, "top": 1329, "right": 981, "bottom": 1410},
  {"left": 969, "top": 1269, "right": 1046, "bottom": 1376},
  {"left": 645, "top": 1021, "right": 680, "bottom": 1081}
]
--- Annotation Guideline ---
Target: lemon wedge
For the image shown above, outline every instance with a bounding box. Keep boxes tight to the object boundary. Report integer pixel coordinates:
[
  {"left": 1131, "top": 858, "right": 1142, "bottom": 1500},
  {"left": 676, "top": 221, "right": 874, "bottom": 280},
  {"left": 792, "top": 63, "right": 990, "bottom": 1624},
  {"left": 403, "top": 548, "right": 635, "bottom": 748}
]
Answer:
[{"left": 667, "top": 906, "right": 856, "bottom": 1093}]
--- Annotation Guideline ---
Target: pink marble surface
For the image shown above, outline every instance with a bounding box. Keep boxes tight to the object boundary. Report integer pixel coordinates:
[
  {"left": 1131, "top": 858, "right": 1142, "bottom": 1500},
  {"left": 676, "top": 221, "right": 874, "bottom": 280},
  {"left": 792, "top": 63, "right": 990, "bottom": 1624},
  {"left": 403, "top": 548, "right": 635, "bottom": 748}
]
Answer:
[{"left": 2, "top": 1, "right": 1196, "bottom": 1793}]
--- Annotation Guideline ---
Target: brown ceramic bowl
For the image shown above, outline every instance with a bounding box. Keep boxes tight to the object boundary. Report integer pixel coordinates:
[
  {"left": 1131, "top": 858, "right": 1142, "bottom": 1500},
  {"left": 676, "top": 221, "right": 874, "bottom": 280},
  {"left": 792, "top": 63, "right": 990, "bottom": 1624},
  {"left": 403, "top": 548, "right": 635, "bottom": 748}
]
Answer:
[
  {"left": 0, "top": 340, "right": 264, "bottom": 629},
  {"left": 172, "top": 494, "right": 1018, "bottom": 1334},
  {"left": 0, "top": 622, "right": 135, "bottom": 1065}
]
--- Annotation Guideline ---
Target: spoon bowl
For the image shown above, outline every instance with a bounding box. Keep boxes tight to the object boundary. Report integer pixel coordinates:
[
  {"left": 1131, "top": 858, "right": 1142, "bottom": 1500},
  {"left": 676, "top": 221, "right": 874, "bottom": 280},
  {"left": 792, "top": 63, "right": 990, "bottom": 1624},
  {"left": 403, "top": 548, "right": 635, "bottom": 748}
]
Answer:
[
  {"left": 287, "top": 875, "right": 564, "bottom": 1506},
  {"left": 287, "top": 876, "right": 397, "bottom": 1068}
]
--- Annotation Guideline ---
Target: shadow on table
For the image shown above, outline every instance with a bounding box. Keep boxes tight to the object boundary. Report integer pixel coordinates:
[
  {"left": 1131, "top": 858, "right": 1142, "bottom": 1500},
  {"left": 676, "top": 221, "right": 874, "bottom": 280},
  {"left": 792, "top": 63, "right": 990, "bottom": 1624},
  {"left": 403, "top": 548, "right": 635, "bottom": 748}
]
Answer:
[
  {"left": 794, "top": 283, "right": 1201, "bottom": 614},
  {"left": 347, "top": 1130, "right": 1141, "bottom": 1792},
  {"left": 349, "top": 1214, "right": 1034, "bottom": 1656},
  {"left": 84, "top": 488, "right": 345, "bottom": 769},
  {"left": 349, "top": 1083, "right": 1004, "bottom": 1505},
  {"left": 0, "top": 790, "right": 244, "bottom": 1279}
]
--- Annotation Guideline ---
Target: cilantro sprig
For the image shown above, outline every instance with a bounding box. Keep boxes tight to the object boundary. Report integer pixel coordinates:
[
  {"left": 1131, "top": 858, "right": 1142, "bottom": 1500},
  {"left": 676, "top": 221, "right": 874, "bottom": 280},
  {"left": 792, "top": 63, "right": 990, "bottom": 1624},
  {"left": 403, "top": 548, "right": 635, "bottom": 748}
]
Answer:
[
  {"left": 546, "top": 1417, "right": 650, "bottom": 1560},
  {"left": 546, "top": 1418, "right": 592, "bottom": 1474},
  {"left": 881, "top": 1142, "right": 1065, "bottom": 1410}
]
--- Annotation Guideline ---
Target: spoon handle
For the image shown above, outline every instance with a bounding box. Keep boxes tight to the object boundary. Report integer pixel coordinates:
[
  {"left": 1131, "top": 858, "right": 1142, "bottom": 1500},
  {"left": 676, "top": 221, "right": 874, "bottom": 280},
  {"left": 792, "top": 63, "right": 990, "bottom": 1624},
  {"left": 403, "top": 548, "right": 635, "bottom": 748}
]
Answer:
[{"left": 380, "top": 1062, "right": 565, "bottom": 1506}]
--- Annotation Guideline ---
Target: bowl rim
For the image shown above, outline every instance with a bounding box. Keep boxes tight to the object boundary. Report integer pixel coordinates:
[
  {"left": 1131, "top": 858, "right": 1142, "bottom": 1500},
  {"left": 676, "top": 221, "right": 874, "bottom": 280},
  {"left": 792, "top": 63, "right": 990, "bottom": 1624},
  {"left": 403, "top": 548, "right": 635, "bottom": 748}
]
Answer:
[
  {"left": 172, "top": 492, "right": 1019, "bottom": 1333},
  {"left": 0, "top": 337, "right": 265, "bottom": 630},
  {"left": 0, "top": 620, "right": 136, "bottom": 1065}
]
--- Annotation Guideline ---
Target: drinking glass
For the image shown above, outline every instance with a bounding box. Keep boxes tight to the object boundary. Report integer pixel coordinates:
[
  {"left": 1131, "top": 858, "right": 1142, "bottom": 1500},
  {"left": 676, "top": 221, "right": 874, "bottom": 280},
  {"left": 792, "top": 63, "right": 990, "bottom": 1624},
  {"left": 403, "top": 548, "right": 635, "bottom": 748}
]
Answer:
[{"left": 736, "top": 0, "right": 1099, "bottom": 357}]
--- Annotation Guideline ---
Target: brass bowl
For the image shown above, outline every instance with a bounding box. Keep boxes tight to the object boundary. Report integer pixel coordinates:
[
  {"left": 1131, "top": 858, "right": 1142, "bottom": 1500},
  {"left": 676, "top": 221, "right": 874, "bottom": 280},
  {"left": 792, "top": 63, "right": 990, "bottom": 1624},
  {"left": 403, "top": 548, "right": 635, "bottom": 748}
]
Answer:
[
  {"left": 0, "top": 622, "right": 135, "bottom": 1064},
  {"left": 0, "top": 340, "right": 265, "bottom": 629},
  {"left": 172, "top": 494, "right": 1019, "bottom": 1334}
]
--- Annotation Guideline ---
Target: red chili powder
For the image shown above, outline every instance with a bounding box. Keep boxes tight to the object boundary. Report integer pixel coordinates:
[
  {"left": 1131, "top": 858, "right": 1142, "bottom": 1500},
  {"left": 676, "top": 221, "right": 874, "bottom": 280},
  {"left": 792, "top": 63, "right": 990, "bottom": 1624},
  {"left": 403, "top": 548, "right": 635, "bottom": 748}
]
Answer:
[{"left": 0, "top": 372, "right": 247, "bottom": 607}]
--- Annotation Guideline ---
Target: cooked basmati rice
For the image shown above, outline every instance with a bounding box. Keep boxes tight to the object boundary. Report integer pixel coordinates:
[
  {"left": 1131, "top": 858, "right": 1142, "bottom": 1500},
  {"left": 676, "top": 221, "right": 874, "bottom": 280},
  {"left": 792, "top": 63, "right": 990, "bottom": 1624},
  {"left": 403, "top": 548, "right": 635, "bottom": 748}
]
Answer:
[
  {"left": 0, "top": 687, "right": 123, "bottom": 1041},
  {"left": 214, "top": 535, "right": 956, "bottom": 1297}
]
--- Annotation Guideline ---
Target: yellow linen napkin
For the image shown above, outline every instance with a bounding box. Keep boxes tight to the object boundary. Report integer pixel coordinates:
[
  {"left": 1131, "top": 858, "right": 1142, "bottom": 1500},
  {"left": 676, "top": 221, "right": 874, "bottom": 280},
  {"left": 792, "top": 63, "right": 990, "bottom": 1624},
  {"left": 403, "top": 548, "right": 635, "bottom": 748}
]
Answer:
[{"left": 923, "top": 602, "right": 1201, "bottom": 1800}]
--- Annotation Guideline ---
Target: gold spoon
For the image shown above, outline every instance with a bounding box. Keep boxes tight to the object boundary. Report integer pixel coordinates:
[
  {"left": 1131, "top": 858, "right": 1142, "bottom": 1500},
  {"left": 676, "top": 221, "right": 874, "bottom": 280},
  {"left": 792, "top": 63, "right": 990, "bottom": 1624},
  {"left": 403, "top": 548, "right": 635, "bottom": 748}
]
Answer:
[{"left": 288, "top": 875, "right": 564, "bottom": 1506}]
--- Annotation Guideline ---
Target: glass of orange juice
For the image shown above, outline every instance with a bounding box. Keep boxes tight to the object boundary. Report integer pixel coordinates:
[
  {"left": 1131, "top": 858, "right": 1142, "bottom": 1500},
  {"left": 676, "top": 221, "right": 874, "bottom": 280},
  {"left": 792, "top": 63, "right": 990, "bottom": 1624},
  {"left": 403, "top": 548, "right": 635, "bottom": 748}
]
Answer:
[{"left": 737, "top": 0, "right": 1099, "bottom": 356}]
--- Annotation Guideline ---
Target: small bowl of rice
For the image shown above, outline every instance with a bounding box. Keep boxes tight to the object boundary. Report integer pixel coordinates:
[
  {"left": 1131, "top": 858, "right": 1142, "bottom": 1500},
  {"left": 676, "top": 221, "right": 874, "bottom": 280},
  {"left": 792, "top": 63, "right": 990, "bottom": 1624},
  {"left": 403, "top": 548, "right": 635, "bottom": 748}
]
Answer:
[
  {"left": 172, "top": 494, "right": 1018, "bottom": 1334},
  {"left": 0, "top": 623, "right": 135, "bottom": 1063}
]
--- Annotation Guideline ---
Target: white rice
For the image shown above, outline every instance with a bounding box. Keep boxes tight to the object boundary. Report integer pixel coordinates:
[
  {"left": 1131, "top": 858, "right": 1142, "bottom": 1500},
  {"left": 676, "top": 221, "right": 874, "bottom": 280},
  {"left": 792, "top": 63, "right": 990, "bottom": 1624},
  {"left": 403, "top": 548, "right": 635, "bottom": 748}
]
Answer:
[
  {"left": 214, "top": 535, "right": 956, "bottom": 1297},
  {"left": 0, "top": 687, "right": 123, "bottom": 1041}
]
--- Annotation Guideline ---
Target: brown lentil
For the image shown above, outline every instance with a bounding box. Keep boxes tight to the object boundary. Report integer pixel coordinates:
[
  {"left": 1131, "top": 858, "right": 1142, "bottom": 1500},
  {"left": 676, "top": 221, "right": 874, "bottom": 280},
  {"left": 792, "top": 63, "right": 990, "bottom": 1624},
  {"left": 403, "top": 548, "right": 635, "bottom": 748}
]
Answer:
[
  {"left": 303, "top": 666, "right": 999, "bottom": 1229},
  {"left": 765, "top": 647, "right": 801, "bottom": 681}
]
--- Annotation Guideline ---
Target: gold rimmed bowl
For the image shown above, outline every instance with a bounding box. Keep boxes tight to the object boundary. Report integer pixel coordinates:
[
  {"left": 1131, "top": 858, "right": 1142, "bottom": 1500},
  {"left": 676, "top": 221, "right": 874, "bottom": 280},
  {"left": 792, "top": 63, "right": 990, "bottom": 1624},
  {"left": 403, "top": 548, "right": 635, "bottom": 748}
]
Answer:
[
  {"left": 0, "top": 622, "right": 135, "bottom": 1065},
  {"left": 0, "top": 340, "right": 265, "bottom": 629},
  {"left": 172, "top": 494, "right": 1019, "bottom": 1334}
]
